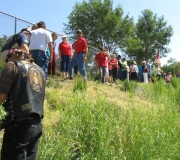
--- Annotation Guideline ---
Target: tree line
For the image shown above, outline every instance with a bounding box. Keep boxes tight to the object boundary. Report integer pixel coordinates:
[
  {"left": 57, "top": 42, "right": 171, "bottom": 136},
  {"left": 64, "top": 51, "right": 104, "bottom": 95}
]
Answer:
[{"left": 63, "top": 0, "right": 173, "bottom": 65}]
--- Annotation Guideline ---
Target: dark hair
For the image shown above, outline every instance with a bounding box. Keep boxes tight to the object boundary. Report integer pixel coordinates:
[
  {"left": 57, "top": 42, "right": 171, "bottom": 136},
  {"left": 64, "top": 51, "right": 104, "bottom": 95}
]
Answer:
[
  {"left": 37, "top": 21, "right": 46, "bottom": 28},
  {"left": 99, "top": 46, "right": 104, "bottom": 51}
]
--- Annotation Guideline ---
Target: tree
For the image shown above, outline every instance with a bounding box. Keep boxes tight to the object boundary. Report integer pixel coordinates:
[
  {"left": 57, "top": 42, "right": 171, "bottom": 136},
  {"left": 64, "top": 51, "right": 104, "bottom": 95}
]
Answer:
[
  {"left": 162, "top": 58, "right": 180, "bottom": 75},
  {"left": 0, "top": 35, "right": 8, "bottom": 53},
  {"left": 63, "top": 0, "right": 135, "bottom": 73},
  {"left": 127, "top": 9, "right": 173, "bottom": 63}
]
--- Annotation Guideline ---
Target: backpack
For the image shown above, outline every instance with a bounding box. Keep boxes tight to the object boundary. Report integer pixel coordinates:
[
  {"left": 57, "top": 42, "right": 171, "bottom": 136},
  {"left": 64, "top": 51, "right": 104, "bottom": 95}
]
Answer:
[{"left": 1, "top": 34, "right": 20, "bottom": 52}]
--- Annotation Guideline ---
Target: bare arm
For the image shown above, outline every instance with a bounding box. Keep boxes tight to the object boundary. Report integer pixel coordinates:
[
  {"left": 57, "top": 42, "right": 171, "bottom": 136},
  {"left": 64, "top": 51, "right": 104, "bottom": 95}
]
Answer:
[
  {"left": 83, "top": 47, "right": 88, "bottom": 62},
  {"left": 84, "top": 47, "right": 88, "bottom": 56},
  {"left": 48, "top": 42, "right": 53, "bottom": 61},
  {"left": 0, "top": 93, "right": 7, "bottom": 105},
  {"left": 21, "top": 43, "right": 29, "bottom": 53},
  {"left": 58, "top": 49, "right": 62, "bottom": 61}
]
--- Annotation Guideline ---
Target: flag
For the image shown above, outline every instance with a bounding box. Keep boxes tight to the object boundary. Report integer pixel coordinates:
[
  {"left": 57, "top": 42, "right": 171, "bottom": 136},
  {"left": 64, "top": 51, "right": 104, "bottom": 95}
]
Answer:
[{"left": 154, "top": 51, "right": 161, "bottom": 67}]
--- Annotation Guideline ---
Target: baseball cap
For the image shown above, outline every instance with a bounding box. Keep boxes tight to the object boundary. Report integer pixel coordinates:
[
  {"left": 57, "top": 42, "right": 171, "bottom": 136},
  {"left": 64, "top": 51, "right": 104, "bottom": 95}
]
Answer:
[
  {"left": 62, "top": 35, "right": 67, "bottom": 38},
  {"left": 76, "top": 29, "right": 82, "bottom": 34}
]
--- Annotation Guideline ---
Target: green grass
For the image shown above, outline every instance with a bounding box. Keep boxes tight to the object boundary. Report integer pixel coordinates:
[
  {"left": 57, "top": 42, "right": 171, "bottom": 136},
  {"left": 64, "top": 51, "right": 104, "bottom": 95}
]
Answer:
[{"left": 37, "top": 79, "right": 180, "bottom": 159}]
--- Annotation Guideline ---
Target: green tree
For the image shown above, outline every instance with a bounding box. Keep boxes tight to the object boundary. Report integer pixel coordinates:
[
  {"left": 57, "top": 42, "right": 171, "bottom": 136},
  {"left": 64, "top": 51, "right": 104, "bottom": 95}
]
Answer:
[
  {"left": 0, "top": 35, "right": 8, "bottom": 72},
  {"left": 162, "top": 58, "right": 180, "bottom": 75},
  {"left": 63, "top": 0, "right": 135, "bottom": 73},
  {"left": 0, "top": 35, "right": 7, "bottom": 53},
  {"left": 128, "top": 9, "right": 173, "bottom": 63}
]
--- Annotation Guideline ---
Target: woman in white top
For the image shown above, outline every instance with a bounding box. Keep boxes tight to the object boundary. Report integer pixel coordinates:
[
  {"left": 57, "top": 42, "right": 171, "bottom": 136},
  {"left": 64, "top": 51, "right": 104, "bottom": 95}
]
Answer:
[{"left": 129, "top": 61, "right": 139, "bottom": 81}]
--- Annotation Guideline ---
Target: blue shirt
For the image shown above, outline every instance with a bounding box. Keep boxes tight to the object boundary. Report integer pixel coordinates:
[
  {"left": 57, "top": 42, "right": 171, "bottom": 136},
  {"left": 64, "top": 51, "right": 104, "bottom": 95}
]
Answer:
[
  {"left": 18, "top": 32, "right": 29, "bottom": 45},
  {"left": 138, "top": 66, "right": 143, "bottom": 74}
]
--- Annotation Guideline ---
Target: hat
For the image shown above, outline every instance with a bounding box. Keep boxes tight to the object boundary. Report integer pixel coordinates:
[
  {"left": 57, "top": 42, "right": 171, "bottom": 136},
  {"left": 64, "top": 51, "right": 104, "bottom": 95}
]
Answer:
[
  {"left": 62, "top": 35, "right": 67, "bottom": 38},
  {"left": 37, "top": 21, "right": 46, "bottom": 27},
  {"left": 76, "top": 29, "right": 82, "bottom": 34},
  {"left": 142, "top": 60, "right": 146, "bottom": 63}
]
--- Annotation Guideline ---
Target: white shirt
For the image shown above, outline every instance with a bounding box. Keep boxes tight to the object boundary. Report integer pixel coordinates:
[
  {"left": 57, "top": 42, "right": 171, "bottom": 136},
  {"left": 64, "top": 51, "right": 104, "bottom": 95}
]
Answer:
[
  {"left": 130, "top": 64, "right": 139, "bottom": 73},
  {"left": 29, "top": 28, "right": 52, "bottom": 51}
]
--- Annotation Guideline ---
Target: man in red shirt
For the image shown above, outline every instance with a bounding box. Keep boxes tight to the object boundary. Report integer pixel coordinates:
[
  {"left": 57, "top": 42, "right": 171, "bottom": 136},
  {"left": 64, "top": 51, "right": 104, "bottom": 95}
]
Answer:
[
  {"left": 68, "top": 29, "right": 88, "bottom": 81},
  {"left": 58, "top": 35, "right": 72, "bottom": 79},
  {"left": 95, "top": 47, "right": 110, "bottom": 83}
]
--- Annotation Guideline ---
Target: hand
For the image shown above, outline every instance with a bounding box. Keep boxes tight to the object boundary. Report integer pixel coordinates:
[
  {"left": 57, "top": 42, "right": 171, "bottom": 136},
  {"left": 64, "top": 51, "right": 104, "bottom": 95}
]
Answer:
[
  {"left": 49, "top": 56, "right": 53, "bottom": 62},
  {"left": 83, "top": 56, "right": 87, "bottom": 62}
]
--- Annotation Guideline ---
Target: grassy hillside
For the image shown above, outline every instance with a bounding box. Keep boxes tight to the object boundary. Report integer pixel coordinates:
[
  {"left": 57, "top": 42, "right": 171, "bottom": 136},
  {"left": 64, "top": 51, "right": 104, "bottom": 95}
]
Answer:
[{"left": 35, "top": 78, "right": 180, "bottom": 160}]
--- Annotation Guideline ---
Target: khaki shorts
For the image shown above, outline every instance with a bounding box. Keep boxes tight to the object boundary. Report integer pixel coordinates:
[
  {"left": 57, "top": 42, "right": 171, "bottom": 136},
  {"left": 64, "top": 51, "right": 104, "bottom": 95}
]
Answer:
[{"left": 0, "top": 50, "right": 9, "bottom": 66}]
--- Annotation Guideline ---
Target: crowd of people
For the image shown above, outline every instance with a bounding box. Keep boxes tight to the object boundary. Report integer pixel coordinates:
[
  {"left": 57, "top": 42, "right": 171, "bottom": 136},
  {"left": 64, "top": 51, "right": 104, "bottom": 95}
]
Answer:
[
  {"left": 1, "top": 21, "right": 178, "bottom": 86},
  {"left": 94, "top": 46, "right": 177, "bottom": 84}
]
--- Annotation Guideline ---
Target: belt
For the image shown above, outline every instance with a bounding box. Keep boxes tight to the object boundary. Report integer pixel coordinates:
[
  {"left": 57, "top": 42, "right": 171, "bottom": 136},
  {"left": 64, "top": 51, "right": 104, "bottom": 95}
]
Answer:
[
  {"left": 76, "top": 52, "right": 85, "bottom": 54},
  {"left": 14, "top": 114, "right": 41, "bottom": 121}
]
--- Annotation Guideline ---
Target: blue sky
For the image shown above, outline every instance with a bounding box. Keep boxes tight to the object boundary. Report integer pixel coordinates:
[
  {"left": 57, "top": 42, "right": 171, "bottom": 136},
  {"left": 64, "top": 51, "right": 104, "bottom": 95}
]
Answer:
[{"left": 0, "top": 0, "right": 179, "bottom": 65}]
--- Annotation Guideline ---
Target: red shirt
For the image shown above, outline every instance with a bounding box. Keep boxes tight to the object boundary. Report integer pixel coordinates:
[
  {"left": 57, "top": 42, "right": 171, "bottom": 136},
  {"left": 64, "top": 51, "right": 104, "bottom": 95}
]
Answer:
[
  {"left": 59, "top": 42, "right": 72, "bottom": 56},
  {"left": 95, "top": 53, "right": 108, "bottom": 67},
  {"left": 110, "top": 59, "right": 118, "bottom": 68},
  {"left": 74, "top": 37, "right": 88, "bottom": 53}
]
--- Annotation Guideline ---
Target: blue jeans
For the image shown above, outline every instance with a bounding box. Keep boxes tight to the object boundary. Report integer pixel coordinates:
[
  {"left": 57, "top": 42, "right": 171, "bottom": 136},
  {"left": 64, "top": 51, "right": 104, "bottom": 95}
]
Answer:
[
  {"left": 68, "top": 53, "right": 87, "bottom": 80},
  {"left": 61, "top": 55, "right": 71, "bottom": 72},
  {"left": 30, "top": 50, "right": 47, "bottom": 76}
]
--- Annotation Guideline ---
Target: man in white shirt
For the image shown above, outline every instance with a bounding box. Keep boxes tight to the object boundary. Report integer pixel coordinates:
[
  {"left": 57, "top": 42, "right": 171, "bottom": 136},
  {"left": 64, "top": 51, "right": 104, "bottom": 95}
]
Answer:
[{"left": 29, "top": 21, "right": 53, "bottom": 75}]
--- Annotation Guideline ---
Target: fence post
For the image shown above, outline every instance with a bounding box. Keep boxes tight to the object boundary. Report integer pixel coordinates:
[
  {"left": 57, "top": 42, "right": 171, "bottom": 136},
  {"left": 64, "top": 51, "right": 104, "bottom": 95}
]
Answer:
[{"left": 15, "top": 17, "right": 17, "bottom": 34}]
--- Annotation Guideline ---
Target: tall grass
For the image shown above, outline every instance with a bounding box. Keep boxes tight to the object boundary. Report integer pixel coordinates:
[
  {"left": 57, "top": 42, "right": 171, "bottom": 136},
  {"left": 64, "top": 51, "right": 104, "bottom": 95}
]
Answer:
[{"left": 36, "top": 78, "right": 180, "bottom": 159}]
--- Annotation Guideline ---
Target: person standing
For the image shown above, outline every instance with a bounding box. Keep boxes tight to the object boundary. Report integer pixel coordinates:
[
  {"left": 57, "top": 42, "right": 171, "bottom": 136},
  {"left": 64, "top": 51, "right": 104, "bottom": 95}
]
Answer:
[
  {"left": 68, "top": 29, "right": 88, "bottom": 81},
  {"left": 95, "top": 47, "right": 110, "bottom": 84},
  {"left": 48, "top": 32, "right": 58, "bottom": 78},
  {"left": 29, "top": 21, "right": 53, "bottom": 76},
  {"left": 142, "top": 61, "right": 148, "bottom": 83},
  {"left": 1, "top": 28, "right": 31, "bottom": 66},
  {"left": 117, "top": 55, "right": 122, "bottom": 80},
  {"left": 121, "top": 58, "right": 128, "bottom": 81},
  {"left": 129, "top": 61, "right": 139, "bottom": 81},
  {"left": 138, "top": 62, "right": 144, "bottom": 82},
  {"left": 58, "top": 35, "right": 72, "bottom": 79},
  {"left": 104, "top": 46, "right": 110, "bottom": 83},
  {"left": 110, "top": 54, "right": 118, "bottom": 82},
  {"left": 0, "top": 48, "right": 46, "bottom": 160}
]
